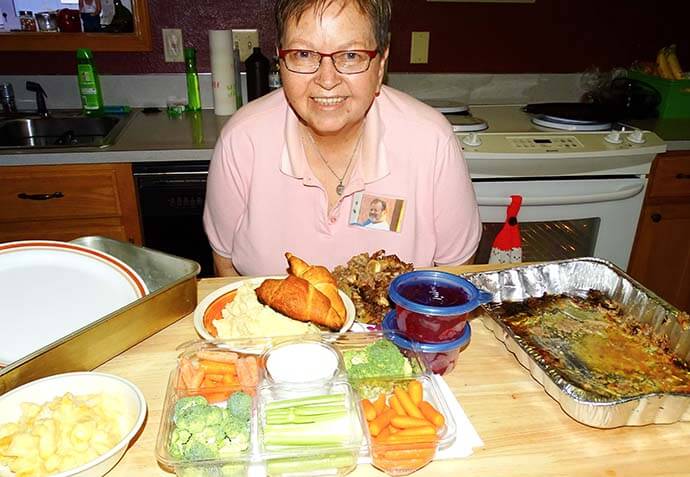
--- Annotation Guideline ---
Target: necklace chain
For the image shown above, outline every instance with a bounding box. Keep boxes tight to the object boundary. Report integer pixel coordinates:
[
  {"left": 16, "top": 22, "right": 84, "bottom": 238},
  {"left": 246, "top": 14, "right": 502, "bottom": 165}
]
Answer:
[{"left": 305, "top": 129, "right": 363, "bottom": 196}]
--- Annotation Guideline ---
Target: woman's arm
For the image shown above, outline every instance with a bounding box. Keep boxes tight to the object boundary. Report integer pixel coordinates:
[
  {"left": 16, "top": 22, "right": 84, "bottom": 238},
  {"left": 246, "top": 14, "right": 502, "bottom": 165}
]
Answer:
[
  {"left": 95, "top": 0, "right": 102, "bottom": 15},
  {"left": 212, "top": 251, "right": 240, "bottom": 277}
]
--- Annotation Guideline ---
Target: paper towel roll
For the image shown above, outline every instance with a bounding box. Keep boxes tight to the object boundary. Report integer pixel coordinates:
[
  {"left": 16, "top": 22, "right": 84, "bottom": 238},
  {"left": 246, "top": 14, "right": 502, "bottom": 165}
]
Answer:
[{"left": 209, "top": 30, "right": 237, "bottom": 116}]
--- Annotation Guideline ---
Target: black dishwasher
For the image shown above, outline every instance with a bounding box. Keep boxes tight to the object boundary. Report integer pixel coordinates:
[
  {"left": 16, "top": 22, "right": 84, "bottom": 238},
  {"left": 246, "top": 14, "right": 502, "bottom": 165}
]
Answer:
[{"left": 133, "top": 161, "right": 214, "bottom": 277}]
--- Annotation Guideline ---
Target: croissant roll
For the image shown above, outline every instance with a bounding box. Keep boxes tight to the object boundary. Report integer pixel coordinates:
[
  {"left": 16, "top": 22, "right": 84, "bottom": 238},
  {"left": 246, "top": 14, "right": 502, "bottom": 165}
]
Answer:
[
  {"left": 285, "top": 252, "right": 346, "bottom": 321},
  {"left": 255, "top": 275, "right": 345, "bottom": 330}
]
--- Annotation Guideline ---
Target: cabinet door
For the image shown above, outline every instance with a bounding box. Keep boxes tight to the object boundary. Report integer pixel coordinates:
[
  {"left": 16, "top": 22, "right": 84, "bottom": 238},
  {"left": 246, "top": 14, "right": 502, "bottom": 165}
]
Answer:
[
  {"left": 0, "top": 163, "right": 142, "bottom": 245},
  {"left": 629, "top": 203, "right": 690, "bottom": 312}
]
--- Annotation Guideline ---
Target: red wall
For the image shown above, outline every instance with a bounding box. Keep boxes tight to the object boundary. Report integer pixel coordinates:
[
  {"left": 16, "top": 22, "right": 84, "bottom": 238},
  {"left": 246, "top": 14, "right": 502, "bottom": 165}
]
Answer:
[{"left": 1, "top": 0, "right": 688, "bottom": 75}]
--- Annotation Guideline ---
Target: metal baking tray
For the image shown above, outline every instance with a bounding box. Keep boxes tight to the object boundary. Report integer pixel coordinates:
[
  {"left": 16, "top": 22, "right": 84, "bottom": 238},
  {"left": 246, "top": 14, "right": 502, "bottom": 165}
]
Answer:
[
  {"left": 0, "top": 236, "right": 200, "bottom": 394},
  {"left": 465, "top": 257, "right": 690, "bottom": 428}
]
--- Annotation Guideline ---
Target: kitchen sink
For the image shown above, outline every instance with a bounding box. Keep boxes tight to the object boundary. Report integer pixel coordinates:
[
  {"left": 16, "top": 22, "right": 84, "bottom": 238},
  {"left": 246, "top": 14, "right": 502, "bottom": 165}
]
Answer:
[{"left": 0, "top": 112, "right": 131, "bottom": 149}]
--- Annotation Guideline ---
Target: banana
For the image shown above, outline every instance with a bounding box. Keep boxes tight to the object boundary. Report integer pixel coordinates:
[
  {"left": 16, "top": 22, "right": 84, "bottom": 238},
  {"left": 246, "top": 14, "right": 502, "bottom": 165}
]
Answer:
[
  {"left": 656, "top": 47, "right": 674, "bottom": 79},
  {"left": 666, "top": 44, "right": 684, "bottom": 80}
]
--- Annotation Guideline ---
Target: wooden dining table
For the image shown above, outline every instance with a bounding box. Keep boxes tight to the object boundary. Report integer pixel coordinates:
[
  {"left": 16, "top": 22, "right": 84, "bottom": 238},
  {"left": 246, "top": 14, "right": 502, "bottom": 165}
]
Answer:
[{"left": 98, "top": 264, "right": 690, "bottom": 477}]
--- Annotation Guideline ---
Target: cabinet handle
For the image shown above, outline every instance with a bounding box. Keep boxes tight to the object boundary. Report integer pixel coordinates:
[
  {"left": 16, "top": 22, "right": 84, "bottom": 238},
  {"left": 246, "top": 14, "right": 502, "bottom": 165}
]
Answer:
[
  {"left": 651, "top": 213, "right": 662, "bottom": 223},
  {"left": 17, "top": 192, "right": 64, "bottom": 201},
  {"left": 676, "top": 173, "right": 690, "bottom": 180}
]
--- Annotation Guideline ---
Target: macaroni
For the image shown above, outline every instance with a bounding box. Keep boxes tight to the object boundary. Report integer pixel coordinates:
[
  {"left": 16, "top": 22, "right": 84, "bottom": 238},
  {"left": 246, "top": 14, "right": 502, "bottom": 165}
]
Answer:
[{"left": 0, "top": 392, "right": 129, "bottom": 477}]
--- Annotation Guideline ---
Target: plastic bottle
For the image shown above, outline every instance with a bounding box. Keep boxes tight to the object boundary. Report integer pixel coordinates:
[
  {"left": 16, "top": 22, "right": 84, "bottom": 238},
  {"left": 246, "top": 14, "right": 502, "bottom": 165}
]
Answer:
[
  {"left": 245, "top": 46, "right": 269, "bottom": 101},
  {"left": 76, "top": 48, "right": 104, "bottom": 115},
  {"left": 232, "top": 40, "right": 243, "bottom": 108},
  {"left": 184, "top": 47, "right": 202, "bottom": 112},
  {"left": 268, "top": 56, "right": 282, "bottom": 91}
]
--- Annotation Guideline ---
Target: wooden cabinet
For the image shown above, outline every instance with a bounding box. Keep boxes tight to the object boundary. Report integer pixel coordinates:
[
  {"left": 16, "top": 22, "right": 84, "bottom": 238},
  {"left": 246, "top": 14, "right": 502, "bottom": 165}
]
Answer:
[
  {"left": 629, "top": 151, "right": 690, "bottom": 312},
  {"left": 0, "top": 163, "right": 142, "bottom": 245}
]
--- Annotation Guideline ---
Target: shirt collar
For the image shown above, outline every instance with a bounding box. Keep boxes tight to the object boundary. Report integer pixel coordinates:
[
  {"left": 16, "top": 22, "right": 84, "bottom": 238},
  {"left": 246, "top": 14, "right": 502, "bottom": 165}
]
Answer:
[{"left": 280, "top": 98, "right": 389, "bottom": 183}]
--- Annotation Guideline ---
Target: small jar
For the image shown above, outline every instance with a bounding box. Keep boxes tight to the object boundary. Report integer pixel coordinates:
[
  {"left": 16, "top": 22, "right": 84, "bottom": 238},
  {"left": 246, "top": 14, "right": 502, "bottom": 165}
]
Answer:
[{"left": 19, "top": 11, "right": 37, "bottom": 32}]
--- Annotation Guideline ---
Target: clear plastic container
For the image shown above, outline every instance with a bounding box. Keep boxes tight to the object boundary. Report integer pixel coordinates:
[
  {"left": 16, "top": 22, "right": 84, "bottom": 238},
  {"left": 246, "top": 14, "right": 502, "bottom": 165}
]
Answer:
[
  {"left": 155, "top": 335, "right": 458, "bottom": 476},
  {"left": 360, "top": 374, "right": 456, "bottom": 476},
  {"left": 328, "top": 330, "right": 428, "bottom": 401},
  {"left": 258, "top": 380, "right": 364, "bottom": 476},
  {"left": 383, "top": 311, "right": 472, "bottom": 375},
  {"left": 388, "top": 270, "right": 491, "bottom": 343}
]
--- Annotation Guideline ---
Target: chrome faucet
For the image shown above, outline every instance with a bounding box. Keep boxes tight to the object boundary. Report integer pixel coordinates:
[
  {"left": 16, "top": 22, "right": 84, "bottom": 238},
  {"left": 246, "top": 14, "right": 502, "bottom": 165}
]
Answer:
[
  {"left": 26, "top": 81, "right": 49, "bottom": 117},
  {"left": 0, "top": 82, "right": 16, "bottom": 113}
]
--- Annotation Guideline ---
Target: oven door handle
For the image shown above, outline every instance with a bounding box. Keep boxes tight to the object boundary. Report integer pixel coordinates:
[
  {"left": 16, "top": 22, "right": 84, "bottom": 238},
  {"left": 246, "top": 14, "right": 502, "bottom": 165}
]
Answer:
[{"left": 476, "top": 183, "right": 644, "bottom": 206}]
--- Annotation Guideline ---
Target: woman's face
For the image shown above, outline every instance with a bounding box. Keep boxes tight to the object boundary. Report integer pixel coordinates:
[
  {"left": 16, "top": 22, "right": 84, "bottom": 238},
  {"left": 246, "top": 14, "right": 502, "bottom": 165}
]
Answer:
[{"left": 280, "top": 1, "right": 388, "bottom": 138}]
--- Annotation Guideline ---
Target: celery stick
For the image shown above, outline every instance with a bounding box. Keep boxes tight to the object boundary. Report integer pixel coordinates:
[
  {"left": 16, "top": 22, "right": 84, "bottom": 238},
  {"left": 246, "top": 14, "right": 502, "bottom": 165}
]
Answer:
[
  {"left": 267, "top": 452, "right": 356, "bottom": 475},
  {"left": 263, "top": 414, "right": 352, "bottom": 446},
  {"left": 264, "top": 393, "right": 345, "bottom": 411}
]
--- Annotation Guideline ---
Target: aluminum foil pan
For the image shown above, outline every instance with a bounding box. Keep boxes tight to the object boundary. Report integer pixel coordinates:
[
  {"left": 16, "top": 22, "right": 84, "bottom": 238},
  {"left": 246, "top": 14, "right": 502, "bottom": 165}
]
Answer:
[{"left": 465, "top": 257, "right": 690, "bottom": 428}]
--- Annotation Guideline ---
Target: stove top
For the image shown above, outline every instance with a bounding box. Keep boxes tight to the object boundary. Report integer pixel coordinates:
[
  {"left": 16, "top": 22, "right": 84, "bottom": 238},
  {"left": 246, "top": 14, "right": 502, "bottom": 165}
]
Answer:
[{"left": 439, "top": 104, "right": 668, "bottom": 178}]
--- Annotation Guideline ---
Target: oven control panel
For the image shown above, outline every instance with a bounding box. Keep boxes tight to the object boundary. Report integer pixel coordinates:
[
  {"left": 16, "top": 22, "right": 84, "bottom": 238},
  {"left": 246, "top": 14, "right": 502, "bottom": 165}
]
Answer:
[{"left": 506, "top": 136, "right": 583, "bottom": 150}]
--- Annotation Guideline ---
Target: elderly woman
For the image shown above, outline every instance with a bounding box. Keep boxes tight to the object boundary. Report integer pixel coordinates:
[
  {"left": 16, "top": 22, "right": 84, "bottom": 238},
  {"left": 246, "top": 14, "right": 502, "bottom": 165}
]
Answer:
[{"left": 203, "top": 0, "right": 481, "bottom": 276}]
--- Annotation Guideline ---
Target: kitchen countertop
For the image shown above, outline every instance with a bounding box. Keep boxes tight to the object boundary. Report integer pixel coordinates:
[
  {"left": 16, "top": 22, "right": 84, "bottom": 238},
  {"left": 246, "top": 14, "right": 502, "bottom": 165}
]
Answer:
[
  {"left": 0, "top": 109, "right": 226, "bottom": 167},
  {"left": 96, "top": 265, "right": 690, "bottom": 477},
  {"left": 1, "top": 108, "right": 688, "bottom": 168}
]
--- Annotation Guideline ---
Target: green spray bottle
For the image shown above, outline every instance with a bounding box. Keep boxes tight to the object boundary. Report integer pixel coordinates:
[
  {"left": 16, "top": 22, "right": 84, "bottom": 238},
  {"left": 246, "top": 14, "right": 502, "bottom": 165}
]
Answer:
[
  {"left": 185, "top": 47, "right": 202, "bottom": 112},
  {"left": 76, "top": 48, "right": 104, "bottom": 115}
]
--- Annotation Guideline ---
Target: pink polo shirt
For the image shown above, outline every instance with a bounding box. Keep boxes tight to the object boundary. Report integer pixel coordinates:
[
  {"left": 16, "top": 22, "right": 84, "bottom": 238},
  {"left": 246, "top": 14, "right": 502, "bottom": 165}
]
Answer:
[{"left": 203, "top": 85, "right": 481, "bottom": 276}]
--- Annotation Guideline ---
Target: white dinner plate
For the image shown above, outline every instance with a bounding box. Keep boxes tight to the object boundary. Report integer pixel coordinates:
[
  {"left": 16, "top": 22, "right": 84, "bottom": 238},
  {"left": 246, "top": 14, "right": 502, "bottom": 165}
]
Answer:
[
  {"left": 0, "top": 240, "right": 148, "bottom": 366},
  {"left": 193, "top": 277, "right": 356, "bottom": 351}
]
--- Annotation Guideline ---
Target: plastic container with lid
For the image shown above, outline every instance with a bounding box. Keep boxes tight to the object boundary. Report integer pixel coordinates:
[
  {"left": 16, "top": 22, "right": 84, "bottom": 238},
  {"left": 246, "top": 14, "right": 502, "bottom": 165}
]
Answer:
[
  {"left": 388, "top": 270, "right": 491, "bottom": 343},
  {"left": 383, "top": 310, "right": 472, "bottom": 375}
]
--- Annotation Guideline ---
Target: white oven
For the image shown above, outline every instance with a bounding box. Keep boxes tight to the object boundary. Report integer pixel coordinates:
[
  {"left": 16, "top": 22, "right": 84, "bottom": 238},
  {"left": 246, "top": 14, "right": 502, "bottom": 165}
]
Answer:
[{"left": 449, "top": 104, "right": 667, "bottom": 271}]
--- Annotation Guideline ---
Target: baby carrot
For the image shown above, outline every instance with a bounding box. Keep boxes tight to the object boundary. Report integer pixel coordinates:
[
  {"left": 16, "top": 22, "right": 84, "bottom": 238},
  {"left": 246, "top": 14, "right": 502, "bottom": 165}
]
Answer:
[
  {"left": 419, "top": 400, "right": 445, "bottom": 429},
  {"left": 361, "top": 399, "right": 377, "bottom": 421},
  {"left": 389, "top": 395, "right": 406, "bottom": 416},
  {"left": 198, "top": 359, "right": 236, "bottom": 375},
  {"left": 375, "top": 426, "right": 392, "bottom": 441},
  {"left": 394, "top": 386, "right": 423, "bottom": 419},
  {"left": 407, "top": 380, "right": 423, "bottom": 406},
  {"left": 369, "top": 409, "right": 397, "bottom": 437},
  {"left": 195, "top": 349, "right": 239, "bottom": 363},
  {"left": 373, "top": 393, "right": 387, "bottom": 415},
  {"left": 382, "top": 426, "right": 438, "bottom": 443},
  {"left": 391, "top": 416, "right": 433, "bottom": 429}
]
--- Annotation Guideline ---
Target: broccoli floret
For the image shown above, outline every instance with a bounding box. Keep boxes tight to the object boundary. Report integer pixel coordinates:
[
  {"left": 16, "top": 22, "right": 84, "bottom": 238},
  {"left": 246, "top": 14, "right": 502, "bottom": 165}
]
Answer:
[
  {"left": 343, "top": 339, "right": 413, "bottom": 379},
  {"left": 227, "top": 391, "right": 252, "bottom": 422},
  {"left": 174, "top": 396, "right": 208, "bottom": 421},
  {"left": 169, "top": 427, "right": 192, "bottom": 460},
  {"left": 168, "top": 400, "right": 250, "bottom": 463},
  {"left": 175, "top": 406, "right": 215, "bottom": 434},
  {"left": 222, "top": 411, "right": 249, "bottom": 437}
]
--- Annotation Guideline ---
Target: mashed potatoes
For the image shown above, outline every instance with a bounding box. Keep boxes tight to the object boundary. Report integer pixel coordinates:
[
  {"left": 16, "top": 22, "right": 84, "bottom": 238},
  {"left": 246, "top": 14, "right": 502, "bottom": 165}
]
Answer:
[{"left": 213, "top": 282, "right": 320, "bottom": 339}]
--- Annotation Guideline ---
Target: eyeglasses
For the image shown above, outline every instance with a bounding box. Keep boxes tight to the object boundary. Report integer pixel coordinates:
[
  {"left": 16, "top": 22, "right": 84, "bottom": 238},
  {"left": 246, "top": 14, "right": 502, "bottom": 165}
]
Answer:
[{"left": 278, "top": 49, "right": 378, "bottom": 74}]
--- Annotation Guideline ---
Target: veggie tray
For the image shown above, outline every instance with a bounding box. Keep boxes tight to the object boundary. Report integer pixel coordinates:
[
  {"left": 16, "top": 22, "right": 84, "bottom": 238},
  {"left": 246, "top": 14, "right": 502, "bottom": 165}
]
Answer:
[{"left": 155, "top": 332, "right": 457, "bottom": 477}]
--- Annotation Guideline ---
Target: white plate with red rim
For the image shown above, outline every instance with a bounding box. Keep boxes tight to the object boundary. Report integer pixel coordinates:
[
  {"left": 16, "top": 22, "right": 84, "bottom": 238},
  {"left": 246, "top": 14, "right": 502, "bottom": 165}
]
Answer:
[
  {"left": 0, "top": 240, "right": 148, "bottom": 366},
  {"left": 193, "top": 277, "right": 356, "bottom": 351}
]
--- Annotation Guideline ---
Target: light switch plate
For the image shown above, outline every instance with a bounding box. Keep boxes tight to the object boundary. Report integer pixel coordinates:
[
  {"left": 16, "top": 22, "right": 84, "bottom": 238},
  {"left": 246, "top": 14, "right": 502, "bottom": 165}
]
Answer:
[
  {"left": 232, "top": 29, "right": 260, "bottom": 63},
  {"left": 410, "top": 31, "right": 430, "bottom": 64},
  {"left": 162, "top": 28, "right": 184, "bottom": 63}
]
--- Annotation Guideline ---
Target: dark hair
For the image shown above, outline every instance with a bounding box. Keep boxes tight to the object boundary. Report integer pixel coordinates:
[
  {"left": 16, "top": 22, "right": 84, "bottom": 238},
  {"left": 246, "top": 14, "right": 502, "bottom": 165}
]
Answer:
[
  {"left": 275, "top": 0, "right": 391, "bottom": 53},
  {"left": 371, "top": 198, "right": 387, "bottom": 211}
]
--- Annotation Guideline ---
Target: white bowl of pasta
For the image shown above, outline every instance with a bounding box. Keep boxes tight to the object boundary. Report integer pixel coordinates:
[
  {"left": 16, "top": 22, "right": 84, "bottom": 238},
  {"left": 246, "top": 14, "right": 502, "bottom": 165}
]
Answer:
[{"left": 0, "top": 372, "right": 146, "bottom": 477}]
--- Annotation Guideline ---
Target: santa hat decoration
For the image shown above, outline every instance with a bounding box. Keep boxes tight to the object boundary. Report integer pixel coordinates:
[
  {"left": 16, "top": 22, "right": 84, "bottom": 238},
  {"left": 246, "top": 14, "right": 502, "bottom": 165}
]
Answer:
[{"left": 489, "top": 195, "right": 523, "bottom": 264}]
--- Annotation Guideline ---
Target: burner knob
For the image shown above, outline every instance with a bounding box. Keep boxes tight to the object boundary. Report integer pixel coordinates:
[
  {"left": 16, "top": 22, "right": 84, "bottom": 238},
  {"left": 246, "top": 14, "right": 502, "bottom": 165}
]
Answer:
[
  {"left": 604, "top": 131, "right": 623, "bottom": 144},
  {"left": 627, "top": 130, "right": 646, "bottom": 144},
  {"left": 462, "top": 132, "right": 482, "bottom": 147}
]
